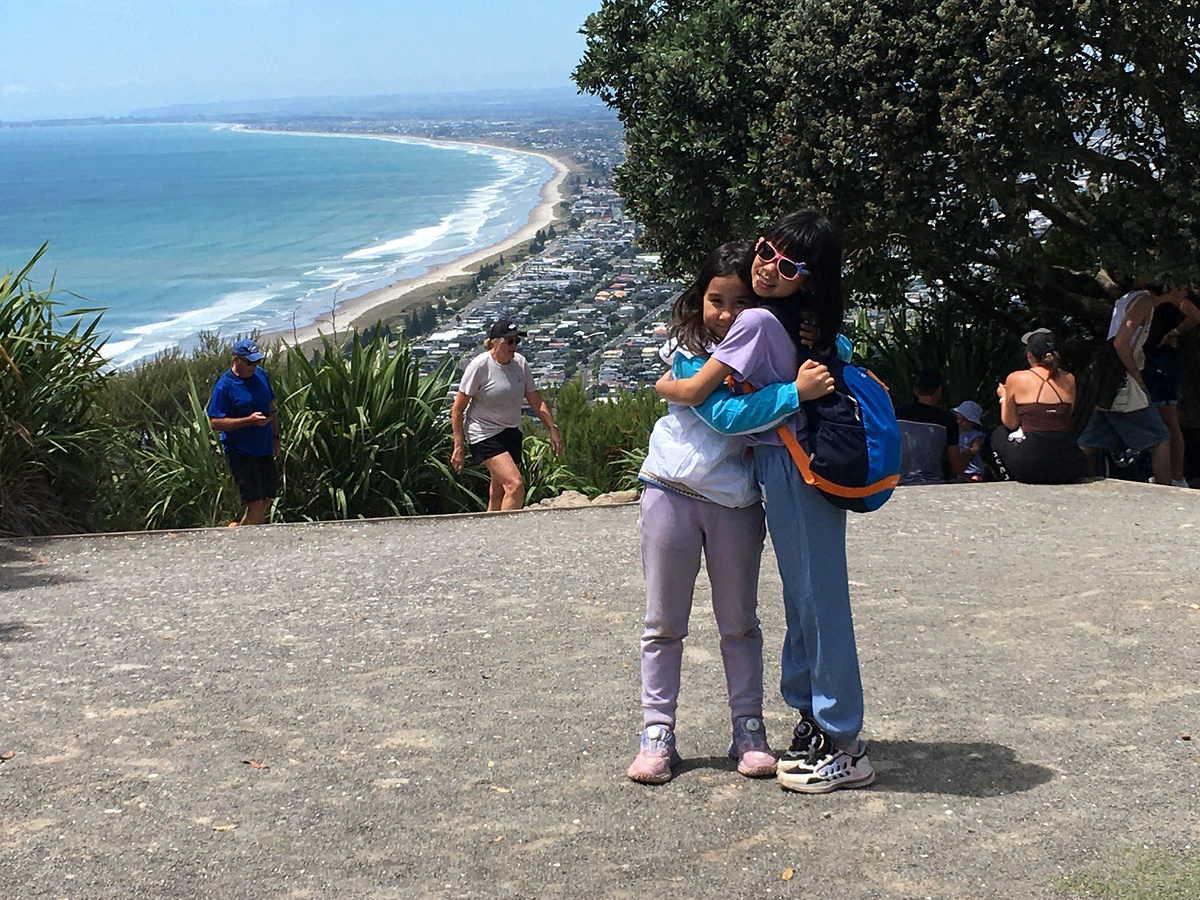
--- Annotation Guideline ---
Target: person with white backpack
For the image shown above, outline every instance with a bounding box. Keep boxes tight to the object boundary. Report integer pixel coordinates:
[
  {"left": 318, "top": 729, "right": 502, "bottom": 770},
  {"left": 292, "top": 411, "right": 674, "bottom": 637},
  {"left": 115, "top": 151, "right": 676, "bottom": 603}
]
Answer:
[{"left": 1077, "top": 284, "right": 1184, "bottom": 484}]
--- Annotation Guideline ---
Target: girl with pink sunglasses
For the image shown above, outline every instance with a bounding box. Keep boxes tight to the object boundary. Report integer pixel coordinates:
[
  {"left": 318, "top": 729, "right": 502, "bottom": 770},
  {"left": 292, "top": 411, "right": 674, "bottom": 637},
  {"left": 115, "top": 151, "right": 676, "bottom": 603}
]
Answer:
[{"left": 655, "top": 210, "right": 875, "bottom": 795}]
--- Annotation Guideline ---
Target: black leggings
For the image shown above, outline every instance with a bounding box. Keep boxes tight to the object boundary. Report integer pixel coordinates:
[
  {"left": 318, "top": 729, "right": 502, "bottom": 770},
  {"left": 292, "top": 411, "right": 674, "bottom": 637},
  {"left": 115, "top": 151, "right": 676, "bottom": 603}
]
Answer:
[{"left": 991, "top": 425, "right": 1084, "bottom": 484}]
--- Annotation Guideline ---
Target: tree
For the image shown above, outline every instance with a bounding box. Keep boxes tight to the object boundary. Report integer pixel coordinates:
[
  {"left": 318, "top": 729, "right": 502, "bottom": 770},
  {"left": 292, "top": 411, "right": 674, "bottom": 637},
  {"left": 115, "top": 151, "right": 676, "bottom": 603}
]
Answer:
[{"left": 574, "top": 0, "right": 1200, "bottom": 330}]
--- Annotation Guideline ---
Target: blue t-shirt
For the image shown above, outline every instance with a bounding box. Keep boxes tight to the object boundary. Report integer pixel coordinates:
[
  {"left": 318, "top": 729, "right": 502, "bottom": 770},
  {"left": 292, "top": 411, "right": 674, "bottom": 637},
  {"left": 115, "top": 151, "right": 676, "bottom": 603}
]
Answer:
[{"left": 207, "top": 367, "right": 276, "bottom": 456}]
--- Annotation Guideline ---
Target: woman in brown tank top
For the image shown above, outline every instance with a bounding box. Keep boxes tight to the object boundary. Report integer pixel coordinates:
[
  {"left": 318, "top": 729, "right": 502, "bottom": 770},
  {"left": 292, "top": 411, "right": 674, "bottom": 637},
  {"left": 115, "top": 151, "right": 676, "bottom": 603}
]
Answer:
[{"left": 991, "top": 328, "right": 1085, "bottom": 483}]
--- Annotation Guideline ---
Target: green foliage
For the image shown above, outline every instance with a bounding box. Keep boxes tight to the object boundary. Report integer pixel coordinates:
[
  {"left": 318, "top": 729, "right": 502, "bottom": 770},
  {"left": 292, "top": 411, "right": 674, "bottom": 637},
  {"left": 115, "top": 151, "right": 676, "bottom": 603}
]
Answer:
[
  {"left": 850, "top": 301, "right": 1018, "bottom": 430},
  {"left": 613, "top": 445, "right": 649, "bottom": 493},
  {"left": 102, "top": 331, "right": 488, "bottom": 531},
  {"left": 401, "top": 305, "right": 439, "bottom": 339},
  {"left": 518, "top": 433, "right": 587, "bottom": 506},
  {"left": 137, "top": 377, "right": 242, "bottom": 530},
  {"left": 575, "top": 0, "right": 1200, "bottom": 328},
  {"left": 1055, "top": 847, "right": 1200, "bottom": 900},
  {"left": 99, "top": 331, "right": 233, "bottom": 434},
  {"left": 552, "top": 377, "right": 664, "bottom": 495},
  {"left": 0, "top": 247, "right": 110, "bottom": 536},
  {"left": 278, "top": 332, "right": 482, "bottom": 520}
]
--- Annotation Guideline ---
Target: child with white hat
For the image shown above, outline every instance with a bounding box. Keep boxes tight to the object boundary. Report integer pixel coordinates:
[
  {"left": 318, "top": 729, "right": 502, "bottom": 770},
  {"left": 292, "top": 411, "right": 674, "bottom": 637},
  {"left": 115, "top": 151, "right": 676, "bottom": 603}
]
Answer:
[{"left": 952, "top": 400, "right": 986, "bottom": 482}]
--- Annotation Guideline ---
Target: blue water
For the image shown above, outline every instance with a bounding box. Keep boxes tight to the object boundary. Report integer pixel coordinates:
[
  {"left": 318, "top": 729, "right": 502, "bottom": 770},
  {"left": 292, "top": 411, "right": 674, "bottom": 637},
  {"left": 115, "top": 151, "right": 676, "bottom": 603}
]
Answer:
[{"left": 0, "top": 123, "right": 553, "bottom": 366}]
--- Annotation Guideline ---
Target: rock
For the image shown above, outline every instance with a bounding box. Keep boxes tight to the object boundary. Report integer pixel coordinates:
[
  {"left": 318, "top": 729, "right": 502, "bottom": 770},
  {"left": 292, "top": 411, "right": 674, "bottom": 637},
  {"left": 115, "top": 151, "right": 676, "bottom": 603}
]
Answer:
[
  {"left": 537, "top": 490, "right": 592, "bottom": 509},
  {"left": 591, "top": 490, "right": 640, "bottom": 506}
]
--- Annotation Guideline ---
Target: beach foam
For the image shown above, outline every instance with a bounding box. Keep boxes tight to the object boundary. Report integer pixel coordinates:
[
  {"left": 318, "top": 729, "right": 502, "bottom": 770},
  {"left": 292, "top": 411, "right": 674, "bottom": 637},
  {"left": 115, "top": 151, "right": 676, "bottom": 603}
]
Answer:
[{"left": 0, "top": 123, "right": 557, "bottom": 368}]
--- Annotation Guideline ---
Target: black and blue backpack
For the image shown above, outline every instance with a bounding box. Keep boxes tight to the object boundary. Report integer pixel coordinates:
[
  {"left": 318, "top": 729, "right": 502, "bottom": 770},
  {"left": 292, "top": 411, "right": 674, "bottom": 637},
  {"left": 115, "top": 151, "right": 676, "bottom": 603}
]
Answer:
[
  {"left": 740, "top": 353, "right": 901, "bottom": 512},
  {"left": 778, "top": 354, "right": 902, "bottom": 512}
]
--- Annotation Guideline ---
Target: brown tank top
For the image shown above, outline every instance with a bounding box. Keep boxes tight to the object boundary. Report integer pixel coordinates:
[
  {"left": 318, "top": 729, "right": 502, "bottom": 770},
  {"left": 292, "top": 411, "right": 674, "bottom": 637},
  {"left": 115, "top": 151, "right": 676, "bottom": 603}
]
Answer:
[{"left": 1015, "top": 371, "right": 1072, "bottom": 433}]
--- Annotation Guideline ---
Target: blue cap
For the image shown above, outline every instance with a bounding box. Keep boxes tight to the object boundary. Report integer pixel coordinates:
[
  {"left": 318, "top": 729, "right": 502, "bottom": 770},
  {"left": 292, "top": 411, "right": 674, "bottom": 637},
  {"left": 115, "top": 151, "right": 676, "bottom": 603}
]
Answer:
[{"left": 232, "top": 338, "right": 264, "bottom": 362}]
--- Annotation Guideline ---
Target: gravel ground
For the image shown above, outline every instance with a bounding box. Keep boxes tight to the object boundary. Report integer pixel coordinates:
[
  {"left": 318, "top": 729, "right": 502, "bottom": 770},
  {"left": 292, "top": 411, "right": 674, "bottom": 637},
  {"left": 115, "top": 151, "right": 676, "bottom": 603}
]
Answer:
[{"left": 2, "top": 479, "right": 1198, "bottom": 899}]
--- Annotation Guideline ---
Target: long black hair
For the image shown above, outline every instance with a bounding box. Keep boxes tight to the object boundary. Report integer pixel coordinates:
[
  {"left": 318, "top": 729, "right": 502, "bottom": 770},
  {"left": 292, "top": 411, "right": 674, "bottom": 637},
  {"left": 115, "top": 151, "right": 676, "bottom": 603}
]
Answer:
[
  {"left": 669, "top": 240, "right": 754, "bottom": 355},
  {"left": 757, "top": 209, "right": 843, "bottom": 355}
]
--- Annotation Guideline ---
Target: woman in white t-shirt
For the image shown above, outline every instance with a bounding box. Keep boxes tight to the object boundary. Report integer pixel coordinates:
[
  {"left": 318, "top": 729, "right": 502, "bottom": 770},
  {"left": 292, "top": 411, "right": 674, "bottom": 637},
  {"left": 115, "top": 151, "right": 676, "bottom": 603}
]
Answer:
[{"left": 450, "top": 320, "right": 562, "bottom": 510}]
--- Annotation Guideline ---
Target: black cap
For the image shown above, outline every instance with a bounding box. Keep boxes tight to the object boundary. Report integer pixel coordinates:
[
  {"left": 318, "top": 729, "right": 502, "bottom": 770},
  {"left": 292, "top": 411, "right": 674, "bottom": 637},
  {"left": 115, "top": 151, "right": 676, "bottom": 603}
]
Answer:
[
  {"left": 1022, "top": 328, "right": 1056, "bottom": 358},
  {"left": 489, "top": 320, "right": 526, "bottom": 339}
]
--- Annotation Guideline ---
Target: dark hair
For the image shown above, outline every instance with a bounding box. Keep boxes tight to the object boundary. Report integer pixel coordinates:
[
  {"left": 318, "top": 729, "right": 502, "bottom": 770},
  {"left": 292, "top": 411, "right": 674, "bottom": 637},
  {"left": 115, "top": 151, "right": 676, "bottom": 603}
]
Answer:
[
  {"left": 1029, "top": 348, "right": 1061, "bottom": 376},
  {"left": 913, "top": 368, "right": 944, "bottom": 394},
  {"left": 758, "top": 209, "right": 844, "bottom": 354},
  {"left": 669, "top": 241, "right": 754, "bottom": 355}
]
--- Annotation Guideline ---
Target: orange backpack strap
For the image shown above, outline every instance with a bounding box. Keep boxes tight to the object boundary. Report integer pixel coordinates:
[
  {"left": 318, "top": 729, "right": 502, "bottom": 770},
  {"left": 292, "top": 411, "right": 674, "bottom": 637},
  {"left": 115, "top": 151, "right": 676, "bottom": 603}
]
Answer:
[
  {"left": 738, "top": 377, "right": 899, "bottom": 499},
  {"left": 775, "top": 422, "right": 899, "bottom": 499}
]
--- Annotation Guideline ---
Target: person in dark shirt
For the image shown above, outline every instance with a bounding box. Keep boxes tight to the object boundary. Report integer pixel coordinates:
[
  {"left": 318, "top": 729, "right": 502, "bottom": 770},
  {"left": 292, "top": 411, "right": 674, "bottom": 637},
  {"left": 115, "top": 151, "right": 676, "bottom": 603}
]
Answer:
[
  {"left": 895, "top": 368, "right": 964, "bottom": 484},
  {"left": 207, "top": 338, "right": 280, "bottom": 526},
  {"left": 1142, "top": 289, "right": 1200, "bottom": 485}
]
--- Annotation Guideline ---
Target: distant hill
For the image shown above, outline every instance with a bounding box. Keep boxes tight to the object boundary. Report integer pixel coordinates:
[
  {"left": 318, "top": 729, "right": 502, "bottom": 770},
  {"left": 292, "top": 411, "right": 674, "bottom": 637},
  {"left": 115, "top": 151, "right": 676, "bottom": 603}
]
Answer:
[{"left": 128, "top": 87, "right": 613, "bottom": 122}]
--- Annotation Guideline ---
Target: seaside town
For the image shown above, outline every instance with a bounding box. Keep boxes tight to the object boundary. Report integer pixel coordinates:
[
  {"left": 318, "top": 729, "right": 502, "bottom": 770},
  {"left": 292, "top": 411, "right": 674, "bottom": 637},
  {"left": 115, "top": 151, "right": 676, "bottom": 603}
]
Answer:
[
  {"left": 253, "top": 112, "right": 688, "bottom": 394},
  {"left": 409, "top": 180, "right": 683, "bottom": 394}
]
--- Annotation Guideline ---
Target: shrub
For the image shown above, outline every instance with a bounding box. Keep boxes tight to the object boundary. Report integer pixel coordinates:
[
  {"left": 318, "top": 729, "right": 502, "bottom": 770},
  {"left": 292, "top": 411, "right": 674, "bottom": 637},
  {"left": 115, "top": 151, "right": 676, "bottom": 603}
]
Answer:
[
  {"left": 0, "top": 247, "right": 110, "bottom": 536},
  {"left": 850, "top": 300, "right": 1016, "bottom": 429},
  {"left": 518, "top": 433, "right": 588, "bottom": 506},
  {"left": 99, "top": 331, "right": 233, "bottom": 435},
  {"left": 552, "top": 377, "right": 664, "bottom": 495},
  {"left": 137, "top": 376, "right": 242, "bottom": 530},
  {"left": 278, "top": 332, "right": 483, "bottom": 520}
]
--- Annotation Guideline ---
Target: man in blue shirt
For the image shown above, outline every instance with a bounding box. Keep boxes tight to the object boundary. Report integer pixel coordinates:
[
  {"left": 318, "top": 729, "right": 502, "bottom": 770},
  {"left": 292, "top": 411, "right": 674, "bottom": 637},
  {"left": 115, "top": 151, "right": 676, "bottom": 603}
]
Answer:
[{"left": 207, "top": 338, "right": 280, "bottom": 526}]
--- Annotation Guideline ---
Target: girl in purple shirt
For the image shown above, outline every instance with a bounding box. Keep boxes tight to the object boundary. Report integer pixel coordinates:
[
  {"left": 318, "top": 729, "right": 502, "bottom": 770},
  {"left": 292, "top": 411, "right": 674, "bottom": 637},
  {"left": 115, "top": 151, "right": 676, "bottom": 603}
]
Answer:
[{"left": 656, "top": 210, "right": 875, "bottom": 794}]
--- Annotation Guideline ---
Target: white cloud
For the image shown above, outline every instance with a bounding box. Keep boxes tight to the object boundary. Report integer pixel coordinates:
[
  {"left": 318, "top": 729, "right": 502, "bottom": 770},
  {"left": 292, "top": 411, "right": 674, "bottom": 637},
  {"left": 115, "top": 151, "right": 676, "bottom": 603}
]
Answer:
[{"left": 3, "top": 84, "right": 32, "bottom": 96}]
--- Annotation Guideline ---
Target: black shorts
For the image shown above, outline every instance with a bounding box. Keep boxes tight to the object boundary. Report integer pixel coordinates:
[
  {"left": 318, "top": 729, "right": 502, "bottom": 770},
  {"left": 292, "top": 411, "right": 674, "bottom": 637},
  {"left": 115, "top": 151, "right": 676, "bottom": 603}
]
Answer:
[
  {"left": 469, "top": 427, "right": 523, "bottom": 466},
  {"left": 226, "top": 452, "right": 280, "bottom": 504},
  {"left": 1142, "top": 351, "right": 1180, "bottom": 406}
]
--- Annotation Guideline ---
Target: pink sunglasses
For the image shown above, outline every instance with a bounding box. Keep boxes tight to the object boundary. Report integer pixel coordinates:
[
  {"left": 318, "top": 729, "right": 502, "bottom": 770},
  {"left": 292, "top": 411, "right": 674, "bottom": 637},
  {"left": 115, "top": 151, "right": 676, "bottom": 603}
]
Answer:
[{"left": 755, "top": 237, "right": 809, "bottom": 280}]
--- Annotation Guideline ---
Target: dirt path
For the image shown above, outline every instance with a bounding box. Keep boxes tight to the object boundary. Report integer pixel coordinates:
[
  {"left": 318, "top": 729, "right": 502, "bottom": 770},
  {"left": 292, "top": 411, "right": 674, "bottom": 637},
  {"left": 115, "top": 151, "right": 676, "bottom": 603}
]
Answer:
[{"left": 2, "top": 480, "right": 1197, "bottom": 898}]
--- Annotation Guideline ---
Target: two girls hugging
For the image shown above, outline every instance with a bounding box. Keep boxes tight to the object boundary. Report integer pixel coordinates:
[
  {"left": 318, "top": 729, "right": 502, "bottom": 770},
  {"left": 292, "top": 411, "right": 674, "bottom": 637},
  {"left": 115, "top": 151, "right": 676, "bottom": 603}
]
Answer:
[{"left": 630, "top": 209, "right": 873, "bottom": 794}]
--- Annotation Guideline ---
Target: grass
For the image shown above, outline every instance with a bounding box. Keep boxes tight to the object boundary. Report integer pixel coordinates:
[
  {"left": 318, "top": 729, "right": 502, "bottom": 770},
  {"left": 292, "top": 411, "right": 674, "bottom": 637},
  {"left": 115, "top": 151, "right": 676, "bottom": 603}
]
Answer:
[{"left": 1055, "top": 847, "right": 1200, "bottom": 899}]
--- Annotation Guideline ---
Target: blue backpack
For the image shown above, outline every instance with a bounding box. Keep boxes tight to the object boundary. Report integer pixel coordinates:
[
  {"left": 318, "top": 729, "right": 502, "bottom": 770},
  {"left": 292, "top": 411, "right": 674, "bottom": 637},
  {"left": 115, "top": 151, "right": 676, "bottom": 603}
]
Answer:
[{"left": 761, "top": 355, "right": 902, "bottom": 512}]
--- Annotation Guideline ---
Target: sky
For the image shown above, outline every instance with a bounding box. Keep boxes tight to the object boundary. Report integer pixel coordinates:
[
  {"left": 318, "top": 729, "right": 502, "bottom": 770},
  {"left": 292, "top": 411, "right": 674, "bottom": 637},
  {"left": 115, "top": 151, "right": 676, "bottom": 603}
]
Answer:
[{"left": 1, "top": 1, "right": 605, "bottom": 121}]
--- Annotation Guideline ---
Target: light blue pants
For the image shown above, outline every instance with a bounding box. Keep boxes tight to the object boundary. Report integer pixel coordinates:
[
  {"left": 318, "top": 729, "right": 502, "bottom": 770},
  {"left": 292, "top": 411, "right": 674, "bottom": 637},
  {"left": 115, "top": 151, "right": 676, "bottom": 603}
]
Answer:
[
  {"left": 754, "top": 444, "right": 863, "bottom": 745},
  {"left": 638, "top": 486, "right": 767, "bottom": 730}
]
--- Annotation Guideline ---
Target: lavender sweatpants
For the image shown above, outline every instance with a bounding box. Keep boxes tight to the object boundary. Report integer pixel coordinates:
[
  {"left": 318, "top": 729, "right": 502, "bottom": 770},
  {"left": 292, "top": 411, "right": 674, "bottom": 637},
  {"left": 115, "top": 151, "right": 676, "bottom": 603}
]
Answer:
[{"left": 638, "top": 485, "right": 767, "bottom": 729}]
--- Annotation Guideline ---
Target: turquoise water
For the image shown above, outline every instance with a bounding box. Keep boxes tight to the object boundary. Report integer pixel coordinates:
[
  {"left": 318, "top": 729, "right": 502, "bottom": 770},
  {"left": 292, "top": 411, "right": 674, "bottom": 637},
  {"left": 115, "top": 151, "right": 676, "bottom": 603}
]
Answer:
[{"left": 0, "top": 123, "right": 553, "bottom": 366}]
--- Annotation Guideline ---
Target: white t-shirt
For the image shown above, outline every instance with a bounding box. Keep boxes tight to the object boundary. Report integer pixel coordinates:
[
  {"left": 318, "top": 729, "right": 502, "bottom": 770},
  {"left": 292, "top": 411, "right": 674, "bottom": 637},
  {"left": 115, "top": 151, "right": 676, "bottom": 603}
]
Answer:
[
  {"left": 1107, "top": 289, "right": 1150, "bottom": 340},
  {"left": 458, "top": 350, "right": 535, "bottom": 443}
]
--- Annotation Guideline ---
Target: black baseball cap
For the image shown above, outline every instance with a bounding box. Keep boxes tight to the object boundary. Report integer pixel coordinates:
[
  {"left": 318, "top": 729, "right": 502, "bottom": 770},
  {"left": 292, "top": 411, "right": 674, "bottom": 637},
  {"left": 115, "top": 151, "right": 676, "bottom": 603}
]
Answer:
[
  {"left": 489, "top": 320, "right": 526, "bottom": 339},
  {"left": 1022, "top": 328, "right": 1056, "bottom": 357}
]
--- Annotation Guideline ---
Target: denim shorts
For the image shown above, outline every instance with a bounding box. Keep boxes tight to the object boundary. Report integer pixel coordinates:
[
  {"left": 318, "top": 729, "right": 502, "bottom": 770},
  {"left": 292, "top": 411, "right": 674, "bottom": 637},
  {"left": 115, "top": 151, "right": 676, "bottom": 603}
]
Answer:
[{"left": 1077, "top": 407, "right": 1170, "bottom": 455}]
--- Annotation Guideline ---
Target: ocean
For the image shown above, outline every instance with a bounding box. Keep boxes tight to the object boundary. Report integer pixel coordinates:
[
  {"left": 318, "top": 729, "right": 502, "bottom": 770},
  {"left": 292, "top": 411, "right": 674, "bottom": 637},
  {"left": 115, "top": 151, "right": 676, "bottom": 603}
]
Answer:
[{"left": 0, "top": 123, "right": 554, "bottom": 367}]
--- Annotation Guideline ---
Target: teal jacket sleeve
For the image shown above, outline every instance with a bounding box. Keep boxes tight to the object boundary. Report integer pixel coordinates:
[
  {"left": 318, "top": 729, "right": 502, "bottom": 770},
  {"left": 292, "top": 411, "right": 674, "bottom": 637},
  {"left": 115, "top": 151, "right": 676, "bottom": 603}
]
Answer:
[{"left": 673, "top": 352, "right": 801, "bottom": 436}]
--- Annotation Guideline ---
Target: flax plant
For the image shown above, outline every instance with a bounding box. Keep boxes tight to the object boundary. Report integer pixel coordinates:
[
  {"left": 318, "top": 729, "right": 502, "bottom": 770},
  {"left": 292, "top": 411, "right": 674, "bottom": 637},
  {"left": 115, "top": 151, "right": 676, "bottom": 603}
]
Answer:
[
  {"left": 279, "top": 333, "right": 482, "bottom": 519},
  {"left": 0, "top": 247, "right": 109, "bottom": 536},
  {"left": 850, "top": 300, "right": 1016, "bottom": 426},
  {"left": 138, "top": 376, "right": 242, "bottom": 530},
  {"left": 552, "top": 378, "right": 664, "bottom": 495},
  {"left": 519, "top": 433, "right": 587, "bottom": 506}
]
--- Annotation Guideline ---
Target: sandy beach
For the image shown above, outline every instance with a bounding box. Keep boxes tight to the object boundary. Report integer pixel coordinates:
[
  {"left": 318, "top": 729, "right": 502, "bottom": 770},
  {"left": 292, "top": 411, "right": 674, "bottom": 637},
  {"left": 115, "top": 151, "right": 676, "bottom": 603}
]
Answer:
[{"left": 257, "top": 135, "right": 571, "bottom": 348}]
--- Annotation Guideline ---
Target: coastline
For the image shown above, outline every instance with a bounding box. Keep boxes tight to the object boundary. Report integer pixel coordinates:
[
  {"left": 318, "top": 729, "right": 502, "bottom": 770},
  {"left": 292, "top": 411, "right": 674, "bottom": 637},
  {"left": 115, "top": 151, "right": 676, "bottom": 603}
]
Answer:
[{"left": 253, "top": 132, "right": 572, "bottom": 348}]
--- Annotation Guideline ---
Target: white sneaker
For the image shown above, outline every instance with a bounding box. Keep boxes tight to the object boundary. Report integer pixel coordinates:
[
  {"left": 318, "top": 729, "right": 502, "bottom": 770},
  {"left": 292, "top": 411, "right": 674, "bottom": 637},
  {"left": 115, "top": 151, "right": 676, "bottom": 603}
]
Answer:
[{"left": 777, "top": 741, "right": 875, "bottom": 794}]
